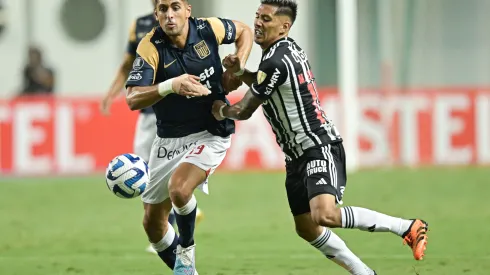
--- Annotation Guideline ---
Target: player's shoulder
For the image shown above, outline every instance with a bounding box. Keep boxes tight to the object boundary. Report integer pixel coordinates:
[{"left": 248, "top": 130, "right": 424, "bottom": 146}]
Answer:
[
  {"left": 262, "top": 37, "right": 294, "bottom": 61},
  {"left": 136, "top": 28, "right": 160, "bottom": 61}
]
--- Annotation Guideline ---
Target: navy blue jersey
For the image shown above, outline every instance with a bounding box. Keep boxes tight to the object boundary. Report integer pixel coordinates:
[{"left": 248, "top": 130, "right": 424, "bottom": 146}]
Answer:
[
  {"left": 127, "top": 13, "right": 157, "bottom": 114},
  {"left": 126, "top": 17, "right": 237, "bottom": 138}
]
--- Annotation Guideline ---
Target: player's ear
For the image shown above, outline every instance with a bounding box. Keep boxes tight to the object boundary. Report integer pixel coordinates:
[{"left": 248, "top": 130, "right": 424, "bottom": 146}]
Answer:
[
  {"left": 280, "top": 21, "right": 290, "bottom": 35},
  {"left": 185, "top": 3, "right": 192, "bottom": 19}
]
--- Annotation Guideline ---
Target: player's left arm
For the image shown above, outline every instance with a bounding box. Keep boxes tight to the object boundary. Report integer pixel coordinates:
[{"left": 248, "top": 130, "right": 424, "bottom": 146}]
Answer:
[
  {"left": 213, "top": 90, "right": 264, "bottom": 120},
  {"left": 212, "top": 59, "right": 287, "bottom": 121},
  {"left": 206, "top": 18, "right": 253, "bottom": 72}
]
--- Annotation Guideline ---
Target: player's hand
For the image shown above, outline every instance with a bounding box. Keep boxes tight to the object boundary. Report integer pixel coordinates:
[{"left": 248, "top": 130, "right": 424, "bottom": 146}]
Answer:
[
  {"left": 100, "top": 96, "right": 113, "bottom": 116},
  {"left": 222, "top": 54, "right": 242, "bottom": 74},
  {"left": 221, "top": 70, "right": 243, "bottom": 94},
  {"left": 212, "top": 100, "right": 227, "bottom": 121},
  {"left": 173, "top": 74, "right": 211, "bottom": 97}
]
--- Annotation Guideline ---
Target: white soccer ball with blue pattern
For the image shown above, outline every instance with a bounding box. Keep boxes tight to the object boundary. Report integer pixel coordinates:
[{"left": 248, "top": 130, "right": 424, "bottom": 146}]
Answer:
[{"left": 105, "top": 153, "right": 149, "bottom": 199}]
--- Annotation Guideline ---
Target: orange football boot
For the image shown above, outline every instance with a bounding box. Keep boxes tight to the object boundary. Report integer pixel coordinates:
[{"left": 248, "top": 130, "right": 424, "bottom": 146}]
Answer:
[{"left": 402, "top": 219, "right": 429, "bottom": 260}]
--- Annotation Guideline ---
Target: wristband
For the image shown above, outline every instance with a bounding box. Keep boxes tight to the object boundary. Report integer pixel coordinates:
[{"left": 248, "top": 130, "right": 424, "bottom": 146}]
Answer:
[
  {"left": 219, "top": 105, "right": 226, "bottom": 119},
  {"left": 157, "top": 79, "right": 174, "bottom": 97},
  {"left": 234, "top": 68, "right": 245, "bottom": 77}
]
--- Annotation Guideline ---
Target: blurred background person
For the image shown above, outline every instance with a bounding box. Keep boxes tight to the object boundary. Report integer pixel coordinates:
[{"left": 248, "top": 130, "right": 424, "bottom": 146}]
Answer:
[{"left": 20, "top": 46, "right": 55, "bottom": 95}]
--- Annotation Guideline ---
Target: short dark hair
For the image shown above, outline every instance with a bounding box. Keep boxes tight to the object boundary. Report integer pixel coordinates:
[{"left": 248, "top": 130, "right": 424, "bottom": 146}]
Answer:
[
  {"left": 154, "top": 0, "right": 188, "bottom": 5},
  {"left": 261, "top": 0, "right": 298, "bottom": 24}
]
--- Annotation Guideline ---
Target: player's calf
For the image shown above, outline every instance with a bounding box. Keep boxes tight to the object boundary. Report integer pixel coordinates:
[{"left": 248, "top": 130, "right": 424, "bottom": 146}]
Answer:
[
  {"left": 143, "top": 200, "right": 178, "bottom": 269},
  {"left": 169, "top": 162, "right": 207, "bottom": 248},
  {"left": 143, "top": 200, "right": 173, "bottom": 242},
  {"left": 294, "top": 213, "right": 376, "bottom": 275},
  {"left": 339, "top": 206, "right": 413, "bottom": 236}
]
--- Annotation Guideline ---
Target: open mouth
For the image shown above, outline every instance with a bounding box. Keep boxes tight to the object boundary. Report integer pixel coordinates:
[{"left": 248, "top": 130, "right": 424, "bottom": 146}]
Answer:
[{"left": 255, "top": 29, "right": 263, "bottom": 36}]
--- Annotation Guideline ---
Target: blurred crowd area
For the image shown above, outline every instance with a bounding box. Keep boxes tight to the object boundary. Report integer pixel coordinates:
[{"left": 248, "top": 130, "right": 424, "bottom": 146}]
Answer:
[{"left": 0, "top": 0, "right": 489, "bottom": 98}]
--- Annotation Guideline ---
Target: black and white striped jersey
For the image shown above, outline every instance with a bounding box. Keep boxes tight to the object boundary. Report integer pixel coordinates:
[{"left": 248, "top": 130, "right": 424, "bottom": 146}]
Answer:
[{"left": 250, "top": 37, "right": 342, "bottom": 161}]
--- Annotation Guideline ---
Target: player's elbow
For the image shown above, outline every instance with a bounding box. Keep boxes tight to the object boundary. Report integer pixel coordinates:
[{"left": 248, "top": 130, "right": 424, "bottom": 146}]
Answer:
[{"left": 125, "top": 88, "right": 141, "bottom": 111}]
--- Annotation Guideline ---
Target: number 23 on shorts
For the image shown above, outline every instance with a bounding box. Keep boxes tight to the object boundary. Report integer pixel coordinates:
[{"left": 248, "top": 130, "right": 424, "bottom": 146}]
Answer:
[{"left": 187, "top": 145, "right": 205, "bottom": 157}]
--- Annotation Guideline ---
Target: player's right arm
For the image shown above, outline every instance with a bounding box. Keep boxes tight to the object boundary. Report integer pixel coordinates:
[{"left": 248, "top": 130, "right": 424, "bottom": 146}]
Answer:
[{"left": 125, "top": 39, "right": 211, "bottom": 111}]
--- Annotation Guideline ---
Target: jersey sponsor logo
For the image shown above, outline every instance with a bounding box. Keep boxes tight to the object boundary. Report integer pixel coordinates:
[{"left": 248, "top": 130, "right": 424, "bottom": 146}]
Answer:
[
  {"left": 164, "top": 59, "right": 177, "bottom": 68},
  {"left": 306, "top": 159, "right": 328, "bottom": 176},
  {"left": 194, "top": 40, "right": 211, "bottom": 59},
  {"left": 132, "top": 57, "right": 144, "bottom": 70},
  {"left": 257, "top": 70, "right": 267, "bottom": 84},
  {"left": 265, "top": 68, "right": 281, "bottom": 95},
  {"left": 157, "top": 141, "right": 198, "bottom": 160},
  {"left": 127, "top": 73, "right": 142, "bottom": 81},
  {"left": 197, "top": 23, "right": 206, "bottom": 30},
  {"left": 155, "top": 39, "right": 164, "bottom": 44},
  {"left": 199, "top": 66, "right": 215, "bottom": 90},
  {"left": 226, "top": 22, "right": 233, "bottom": 40}
]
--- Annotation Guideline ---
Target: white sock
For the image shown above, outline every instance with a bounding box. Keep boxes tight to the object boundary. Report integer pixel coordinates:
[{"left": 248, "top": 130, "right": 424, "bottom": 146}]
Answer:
[
  {"left": 310, "top": 228, "right": 374, "bottom": 275},
  {"left": 172, "top": 195, "right": 197, "bottom": 215},
  {"left": 341, "top": 206, "right": 412, "bottom": 236},
  {"left": 151, "top": 222, "right": 176, "bottom": 252}
]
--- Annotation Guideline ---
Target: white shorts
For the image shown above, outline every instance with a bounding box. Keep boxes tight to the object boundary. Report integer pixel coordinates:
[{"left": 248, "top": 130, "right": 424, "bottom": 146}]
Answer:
[
  {"left": 133, "top": 112, "right": 157, "bottom": 162},
  {"left": 142, "top": 130, "right": 231, "bottom": 204}
]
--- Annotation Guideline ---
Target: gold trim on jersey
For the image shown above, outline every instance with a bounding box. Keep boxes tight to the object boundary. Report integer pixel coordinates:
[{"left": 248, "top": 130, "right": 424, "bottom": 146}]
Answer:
[
  {"left": 204, "top": 17, "right": 226, "bottom": 45},
  {"left": 136, "top": 28, "right": 159, "bottom": 84},
  {"left": 194, "top": 40, "right": 211, "bottom": 59}
]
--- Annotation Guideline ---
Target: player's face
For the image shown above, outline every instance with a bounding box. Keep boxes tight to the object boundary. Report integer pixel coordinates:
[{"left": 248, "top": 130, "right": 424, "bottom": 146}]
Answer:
[
  {"left": 154, "top": 0, "right": 191, "bottom": 37},
  {"left": 254, "top": 4, "right": 291, "bottom": 49}
]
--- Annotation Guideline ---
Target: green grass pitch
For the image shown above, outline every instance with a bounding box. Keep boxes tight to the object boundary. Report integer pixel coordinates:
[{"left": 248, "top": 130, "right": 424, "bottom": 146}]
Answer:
[{"left": 1, "top": 167, "right": 489, "bottom": 274}]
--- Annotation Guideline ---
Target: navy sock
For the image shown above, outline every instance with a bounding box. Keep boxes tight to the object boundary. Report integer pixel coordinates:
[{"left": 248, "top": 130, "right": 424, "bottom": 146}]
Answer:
[
  {"left": 168, "top": 210, "right": 176, "bottom": 227},
  {"left": 157, "top": 234, "right": 178, "bottom": 269},
  {"left": 173, "top": 195, "right": 197, "bottom": 248},
  {"left": 151, "top": 223, "right": 178, "bottom": 269}
]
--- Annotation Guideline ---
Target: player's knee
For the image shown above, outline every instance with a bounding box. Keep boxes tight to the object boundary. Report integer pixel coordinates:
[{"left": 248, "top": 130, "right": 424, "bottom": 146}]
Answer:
[
  {"left": 295, "top": 223, "right": 319, "bottom": 241},
  {"left": 311, "top": 208, "right": 342, "bottom": 228},
  {"left": 168, "top": 177, "right": 193, "bottom": 205}
]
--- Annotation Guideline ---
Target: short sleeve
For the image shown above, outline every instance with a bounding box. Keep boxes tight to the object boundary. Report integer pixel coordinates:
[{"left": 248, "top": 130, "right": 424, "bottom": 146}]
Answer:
[
  {"left": 204, "top": 17, "right": 237, "bottom": 45},
  {"left": 126, "top": 20, "right": 138, "bottom": 56},
  {"left": 251, "top": 59, "right": 287, "bottom": 100},
  {"left": 126, "top": 38, "right": 159, "bottom": 87}
]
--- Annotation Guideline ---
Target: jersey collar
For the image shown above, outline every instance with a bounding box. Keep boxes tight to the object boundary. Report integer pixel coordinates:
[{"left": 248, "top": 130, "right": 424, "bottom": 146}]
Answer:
[
  {"left": 263, "top": 36, "right": 294, "bottom": 54},
  {"left": 157, "top": 18, "right": 198, "bottom": 47}
]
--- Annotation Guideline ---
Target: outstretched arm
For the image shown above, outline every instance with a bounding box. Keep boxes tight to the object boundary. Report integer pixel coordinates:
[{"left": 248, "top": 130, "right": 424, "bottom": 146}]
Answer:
[{"left": 212, "top": 90, "right": 264, "bottom": 121}]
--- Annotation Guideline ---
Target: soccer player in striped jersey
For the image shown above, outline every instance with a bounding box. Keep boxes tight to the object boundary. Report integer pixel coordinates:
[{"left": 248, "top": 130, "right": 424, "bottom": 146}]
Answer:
[{"left": 212, "top": 1, "right": 428, "bottom": 274}]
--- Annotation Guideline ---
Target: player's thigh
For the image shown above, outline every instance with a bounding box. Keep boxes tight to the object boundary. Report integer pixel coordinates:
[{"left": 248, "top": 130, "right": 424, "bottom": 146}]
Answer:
[
  {"left": 304, "top": 142, "right": 347, "bottom": 205},
  {"left": 133, "top": 113, "right": 157, "bottom": 162},
  {"left": 176, "top": 132, "right": 231, "bottom": 189},
  {"left": 143, "top": 136, "right": 190, "bottom": 204},
  {"left": 285, "top": 160, "right": 311, "bottom": 216},
  {"left": 305, "top": 142, "right": 347, "bottom": 222}
]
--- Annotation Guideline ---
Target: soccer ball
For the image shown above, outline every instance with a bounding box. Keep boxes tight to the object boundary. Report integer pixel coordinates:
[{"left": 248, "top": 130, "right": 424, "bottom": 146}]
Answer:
[{"left": 105, "top": 153, "right": 149, "bottom": 199}]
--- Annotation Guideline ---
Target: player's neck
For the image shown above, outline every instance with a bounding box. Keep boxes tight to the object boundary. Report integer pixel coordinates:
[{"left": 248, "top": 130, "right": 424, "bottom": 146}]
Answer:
[
  {"left": 261, "top": 34, "right": 288, "bottom": 50},
  {"left": 168, "top": 23, "right": 189, "bottom": 49}
]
